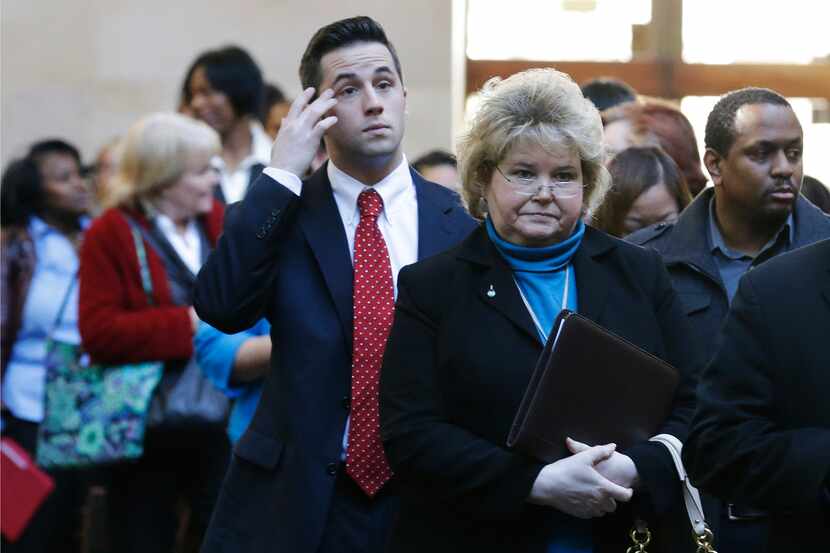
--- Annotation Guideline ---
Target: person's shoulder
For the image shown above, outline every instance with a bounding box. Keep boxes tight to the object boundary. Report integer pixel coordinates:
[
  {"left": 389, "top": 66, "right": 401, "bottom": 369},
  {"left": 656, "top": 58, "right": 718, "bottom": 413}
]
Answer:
[
  {"left": 412, "top": 172, "right": 473, "bottom": 217},
  {"left": 748, "top": 238, "right": 830, "bottom": 289},
  {"left": 84, "top": 207, "right": 133, "bottom": 247},
  {"left": 400, "top": 243, "right": 465, "bottom": 285},
  {"left": 586, "top": 227, "right": 665, "bottom": 274},
  {"left": 0, "top": 225, "right": 30, "bottom": 247},
  {"left": 624, "top": 221, "right": 675, "bottom": 248}
]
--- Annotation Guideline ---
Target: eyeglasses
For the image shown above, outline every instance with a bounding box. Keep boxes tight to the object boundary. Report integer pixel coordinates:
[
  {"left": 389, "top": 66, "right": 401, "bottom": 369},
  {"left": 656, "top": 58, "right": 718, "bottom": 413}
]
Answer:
[{"left": 495, "top": 166, "right": 586, "bottom": 198}]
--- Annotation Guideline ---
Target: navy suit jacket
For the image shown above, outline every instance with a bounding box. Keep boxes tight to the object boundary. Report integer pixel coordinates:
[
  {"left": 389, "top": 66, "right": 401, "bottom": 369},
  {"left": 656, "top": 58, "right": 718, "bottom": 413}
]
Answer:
[{"left": 194, "top": 164, "right": 477, "bottom": 553}]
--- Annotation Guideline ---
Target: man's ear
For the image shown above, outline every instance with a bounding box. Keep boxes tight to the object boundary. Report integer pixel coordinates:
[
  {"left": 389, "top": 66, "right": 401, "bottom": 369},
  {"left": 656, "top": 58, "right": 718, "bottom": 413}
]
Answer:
[{"left": 703, "top": 148, "right": 724, "bottom": 188}]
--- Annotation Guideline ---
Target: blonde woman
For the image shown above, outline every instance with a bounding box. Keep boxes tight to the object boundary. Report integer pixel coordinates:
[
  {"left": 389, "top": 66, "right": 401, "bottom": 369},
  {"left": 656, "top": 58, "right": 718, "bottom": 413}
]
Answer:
[
  {"left": 379, "top": 69, "right": 699, "bottom": 552},
  {"left": 78, "top": 113, "right": 228, "bottom": 552}
]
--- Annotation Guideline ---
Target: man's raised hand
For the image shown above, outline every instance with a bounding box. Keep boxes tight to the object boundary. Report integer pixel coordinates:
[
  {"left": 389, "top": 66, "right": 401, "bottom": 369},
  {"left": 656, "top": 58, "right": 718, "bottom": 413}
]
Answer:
[{"left": 270, "top": 87, "right": 338, "bottom": 176}]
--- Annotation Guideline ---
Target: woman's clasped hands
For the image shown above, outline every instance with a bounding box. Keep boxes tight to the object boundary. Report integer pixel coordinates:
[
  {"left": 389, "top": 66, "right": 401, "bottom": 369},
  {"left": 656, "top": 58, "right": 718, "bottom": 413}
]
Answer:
[{"left": 527, "top": 437, "right": 639, "bottom": 519}]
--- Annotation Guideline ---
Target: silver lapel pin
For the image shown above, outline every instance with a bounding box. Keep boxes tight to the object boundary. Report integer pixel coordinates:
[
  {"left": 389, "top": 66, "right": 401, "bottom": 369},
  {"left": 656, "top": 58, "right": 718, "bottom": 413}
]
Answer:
[{"left": 486, "top": 284, "right": 496, "bottom": 298}]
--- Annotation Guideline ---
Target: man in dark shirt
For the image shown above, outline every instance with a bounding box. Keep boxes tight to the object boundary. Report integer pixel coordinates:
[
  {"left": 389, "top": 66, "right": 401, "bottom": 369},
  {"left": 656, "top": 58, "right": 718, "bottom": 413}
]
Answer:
[{"left": 628, "top": 87, "right": 830, "bottom": 551}]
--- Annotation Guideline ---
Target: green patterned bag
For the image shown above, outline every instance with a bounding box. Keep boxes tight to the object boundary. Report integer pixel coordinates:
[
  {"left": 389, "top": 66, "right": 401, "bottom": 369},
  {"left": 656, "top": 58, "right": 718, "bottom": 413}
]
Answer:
[{"left": 36, "top": 221, "right": 163, "bottom": 469}]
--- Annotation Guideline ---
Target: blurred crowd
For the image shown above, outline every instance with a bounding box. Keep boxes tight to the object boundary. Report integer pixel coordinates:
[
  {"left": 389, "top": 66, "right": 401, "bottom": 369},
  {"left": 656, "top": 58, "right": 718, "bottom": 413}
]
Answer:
[{"left": 2, "top": 18, "right": 829, "bottom": 553}]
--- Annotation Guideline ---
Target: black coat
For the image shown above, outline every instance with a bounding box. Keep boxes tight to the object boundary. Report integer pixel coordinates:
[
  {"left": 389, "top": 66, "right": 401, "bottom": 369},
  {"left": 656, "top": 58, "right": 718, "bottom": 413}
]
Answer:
[
  {"left": 194, "top": 166, "right": 476, "bottom": 553},
  {"left": 379, "top": 225, "right": 701, "bottom": 553},
  {"left": 683, "top": 239, "right": 830, "bottom": 552}
]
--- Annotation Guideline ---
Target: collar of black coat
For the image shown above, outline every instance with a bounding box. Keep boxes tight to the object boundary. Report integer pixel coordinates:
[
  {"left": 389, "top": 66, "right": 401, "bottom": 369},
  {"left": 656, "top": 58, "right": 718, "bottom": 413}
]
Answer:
[
  {"left": 659, "top": 187, "right": 830, "bottom": 274},
  {"left": 454, "top": 223, "right": 617, "bottom": 341},
  {"left": 455, "top": 222, "right": 616, "bottom": 268}
]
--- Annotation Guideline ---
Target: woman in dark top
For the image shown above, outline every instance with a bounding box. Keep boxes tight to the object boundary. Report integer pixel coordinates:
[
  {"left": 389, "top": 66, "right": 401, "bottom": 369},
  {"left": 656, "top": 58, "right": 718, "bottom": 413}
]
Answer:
[{"left": 379, "top": 69, "right": 700, "bottom": 553}]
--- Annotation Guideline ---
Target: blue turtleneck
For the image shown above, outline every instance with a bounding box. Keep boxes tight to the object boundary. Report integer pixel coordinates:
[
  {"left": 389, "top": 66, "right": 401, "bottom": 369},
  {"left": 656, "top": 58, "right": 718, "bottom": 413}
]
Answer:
[
  {"left": 486, "top": 217, "right": 592, "bottom": 552},
  {"left": 486, "top": 217, "right": 583, "bottom": 343}
]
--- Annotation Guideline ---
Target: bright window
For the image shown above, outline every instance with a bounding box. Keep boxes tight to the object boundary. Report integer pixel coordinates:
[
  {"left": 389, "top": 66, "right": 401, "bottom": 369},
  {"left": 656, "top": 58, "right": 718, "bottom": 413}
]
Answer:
[
  {"left": 466, "top": 0, "right": 651, "bottom": 61},
  {"left": 683, "top": 1, "right": 830, "bottom": 64}
]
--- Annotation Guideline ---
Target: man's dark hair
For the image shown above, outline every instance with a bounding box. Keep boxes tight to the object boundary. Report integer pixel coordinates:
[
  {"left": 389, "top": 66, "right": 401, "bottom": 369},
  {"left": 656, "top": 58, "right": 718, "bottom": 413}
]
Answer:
[
  {"left": 580, "top": 78, "right": 637, "bottom": 112},
  {"left": 704, "top": 87, "right": 791, "bottom": 157},
  {"left": 1, "top": 139, "right": 82, "bottom": 227},
  {"left": 412, "top": 150, "right": 457, "bottom": 174},
  {"left": 186, "top": 45, "right": 264, "bottom": 117},
  {"left": 260, "top": 82, "right": 288, "bottom": 124},
  {"left": 299, "top": 16, "right": 403, "bottom": 94}
]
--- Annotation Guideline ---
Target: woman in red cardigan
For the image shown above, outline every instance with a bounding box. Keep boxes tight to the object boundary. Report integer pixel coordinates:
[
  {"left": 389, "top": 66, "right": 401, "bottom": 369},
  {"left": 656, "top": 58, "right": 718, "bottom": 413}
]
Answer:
[{"left": 79, "top": 112, "right": 228, "bottom": 553}]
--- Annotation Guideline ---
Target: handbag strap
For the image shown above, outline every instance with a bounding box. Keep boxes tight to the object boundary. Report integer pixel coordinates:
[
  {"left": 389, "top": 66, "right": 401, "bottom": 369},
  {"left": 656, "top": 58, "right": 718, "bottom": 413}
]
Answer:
[
  {"left": 48, "top": 275, "right": 79, "bottom": 338},
  {"left": 123, "top": 215, "right": 156, "bottom": 306},
  {"left": 628, "top": 435, "right": 716, "bottom": 553},
  {"left": 48, "top": 216, "right": 156, "bottom": 338},
  {"left": 649, "top": 434, "right": 707, "bottom": 536}
]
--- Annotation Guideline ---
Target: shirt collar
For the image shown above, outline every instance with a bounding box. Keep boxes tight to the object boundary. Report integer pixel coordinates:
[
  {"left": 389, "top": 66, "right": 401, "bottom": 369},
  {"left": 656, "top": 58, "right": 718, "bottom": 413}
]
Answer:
[
  {"left": 154, "top": 212, "right": 198, "bottom": 235},
  {"left": 210, "top": 120, "right": 272, "bottom": 173},
  {"left": 327, "top": 156, "right": 412, "bottom": 226},
  {"left": 708, "top": 195, "right": 793, "bottom": 260},
  {"left": 29, "top": 214, "right": 91, "bottom": 239}
]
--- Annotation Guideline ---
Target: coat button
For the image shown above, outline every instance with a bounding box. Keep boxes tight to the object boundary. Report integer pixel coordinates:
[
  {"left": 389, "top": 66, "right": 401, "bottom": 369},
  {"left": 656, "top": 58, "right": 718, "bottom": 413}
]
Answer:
[
  {"left": 326, "top": 462, "right": 338, "bottom": 476},
  {"left": 341, "top": 396, "right": 350, "bottom": 410}
]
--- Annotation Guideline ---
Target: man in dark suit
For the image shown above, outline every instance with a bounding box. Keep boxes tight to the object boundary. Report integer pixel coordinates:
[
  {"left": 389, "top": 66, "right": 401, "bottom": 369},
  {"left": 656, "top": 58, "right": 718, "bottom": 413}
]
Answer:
[
  {"left": 627, "top": 87, "right": 830, "bottom": 550},
  {"left": 193, "top": 16, "right": 476, "bottom": 553},
  {"left": 683, "top": 239, "right": 830, "bottom": 552}
]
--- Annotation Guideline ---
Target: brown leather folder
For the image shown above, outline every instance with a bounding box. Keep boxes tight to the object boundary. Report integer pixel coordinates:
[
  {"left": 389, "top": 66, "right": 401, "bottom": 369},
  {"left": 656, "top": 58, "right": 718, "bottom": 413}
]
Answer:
[{"left": 506, "top": 309, "right": 679, "bottom": 463}]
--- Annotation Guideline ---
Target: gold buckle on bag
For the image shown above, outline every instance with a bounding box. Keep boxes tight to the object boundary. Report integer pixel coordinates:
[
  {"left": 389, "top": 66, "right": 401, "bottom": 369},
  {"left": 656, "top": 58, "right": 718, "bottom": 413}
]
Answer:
[{"left": 627, "top": 523, "right": 717, "bottom": 553}]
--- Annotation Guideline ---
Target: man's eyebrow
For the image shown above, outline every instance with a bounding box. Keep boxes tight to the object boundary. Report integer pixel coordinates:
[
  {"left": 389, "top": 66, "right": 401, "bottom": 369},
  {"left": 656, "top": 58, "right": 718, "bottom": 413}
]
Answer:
[
  {"left": 331, "top": 72, "right": 358, "bottom": 88},
  {"left": 747, "top": 138, "right": 803, "bottom": 149},
  {"left": 330, "top": 66, "right": 396, "bottom": 88}
]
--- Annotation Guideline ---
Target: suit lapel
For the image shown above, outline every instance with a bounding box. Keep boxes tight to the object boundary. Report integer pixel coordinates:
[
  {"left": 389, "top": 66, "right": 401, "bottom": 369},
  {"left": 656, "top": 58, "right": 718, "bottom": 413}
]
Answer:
[
  {"left": 571, "top": 227, "right": 613, "bottom": 323},
  {"left": 457, "top": 228, "right": 539, "bottom": 343},
  {"left": 412, "top": 169, "right": 458, "bottom": 260},
  {"left": 297, "top": 167, "right": 354, "bottom": 350}
]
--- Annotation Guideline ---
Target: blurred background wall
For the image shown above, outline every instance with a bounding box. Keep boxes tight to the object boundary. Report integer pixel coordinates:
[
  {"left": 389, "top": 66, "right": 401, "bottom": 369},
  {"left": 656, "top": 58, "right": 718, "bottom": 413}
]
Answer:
[
  {"left": 1, "top": 0, "right": 456, "bottom": 165},
  {"left": 3, "top": 0, "right": 829, "bottom": 183}
]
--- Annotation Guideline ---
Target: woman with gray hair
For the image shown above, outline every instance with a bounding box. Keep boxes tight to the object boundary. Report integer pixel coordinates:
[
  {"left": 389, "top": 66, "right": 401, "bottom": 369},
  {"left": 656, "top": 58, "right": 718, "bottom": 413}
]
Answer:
[
  {"left": 380, "top": 69, "right": 698, "bottom": 552},
  {"left": 78, "top": 113, "right": 229, "bottom": 552}
]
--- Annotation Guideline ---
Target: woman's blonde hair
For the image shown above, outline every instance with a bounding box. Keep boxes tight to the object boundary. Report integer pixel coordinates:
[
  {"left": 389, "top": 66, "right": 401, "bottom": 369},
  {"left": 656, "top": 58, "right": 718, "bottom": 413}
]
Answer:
[
  {"left": 458, "top": 68, "right": 611, "bottom": 220},
  {"left": 106, "top": 112, "right": 220, "bottom": 208}
]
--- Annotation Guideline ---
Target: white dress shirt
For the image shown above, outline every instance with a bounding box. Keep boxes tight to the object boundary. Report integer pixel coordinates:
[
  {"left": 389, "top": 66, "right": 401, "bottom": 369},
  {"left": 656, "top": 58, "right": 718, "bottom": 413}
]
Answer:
[
  {"left": 212, "top": 121, "right": 272, "bottom": 204},
  {"left": 262, "top": 156, "right": 418, "bottom": 297},
  {"left": 262, "top": 157, "right": 419, "bottom": 457},
  {"left": 154, "top": 214, "right": 203, "bottom": 275}
]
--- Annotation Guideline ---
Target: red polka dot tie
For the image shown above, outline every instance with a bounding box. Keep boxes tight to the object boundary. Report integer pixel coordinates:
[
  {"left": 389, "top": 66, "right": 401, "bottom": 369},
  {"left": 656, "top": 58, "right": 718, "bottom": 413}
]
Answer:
[{"left": 345, "top": 188, "right": 394, "bottom": 497}]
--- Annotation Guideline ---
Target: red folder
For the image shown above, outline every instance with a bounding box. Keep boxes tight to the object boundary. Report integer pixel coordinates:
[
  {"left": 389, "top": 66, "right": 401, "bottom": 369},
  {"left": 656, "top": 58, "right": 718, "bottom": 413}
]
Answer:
[{"left": 1, "top": 437, "right": 55, "bottom": 542}]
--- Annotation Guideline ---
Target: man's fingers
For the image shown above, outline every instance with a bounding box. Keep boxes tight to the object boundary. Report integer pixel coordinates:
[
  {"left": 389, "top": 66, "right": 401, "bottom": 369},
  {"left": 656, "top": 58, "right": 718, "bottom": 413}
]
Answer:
[
  {"left": 287, "top": 87, "right": 315, "bottom": 119},
  {"left": 313, "top": 116, "right": 339, "bottom": 136},
  {"left": 565, "top": 437, "right": 590, "bottom": 454},
  {"left": 303, "top": 92, "right": 337, "bottom": 123}
]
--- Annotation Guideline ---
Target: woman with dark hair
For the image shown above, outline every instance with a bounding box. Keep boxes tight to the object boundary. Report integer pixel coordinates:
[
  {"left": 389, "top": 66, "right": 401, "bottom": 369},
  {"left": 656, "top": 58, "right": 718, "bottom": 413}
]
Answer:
[
  {"left": 602, "top": 100, "right": 708, "bottom": 197},
  {"left": 1, "top": 139, "right": 92, "bottom": 553},
  {"left": 594, "top": 146, "right": 692, "bottom": 237},
  {"left": 184, "top": 45, "right": 271, "bottom": 203}
]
